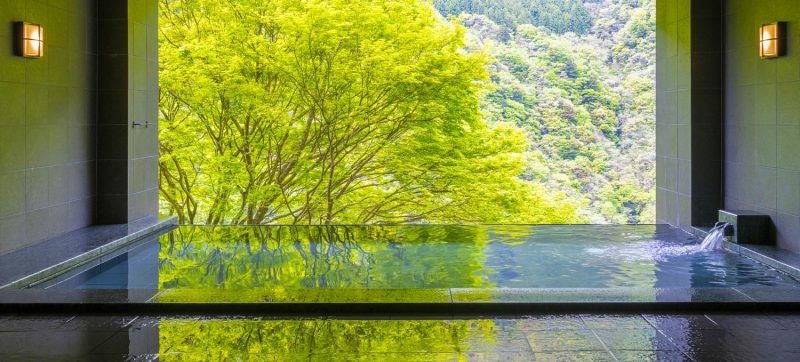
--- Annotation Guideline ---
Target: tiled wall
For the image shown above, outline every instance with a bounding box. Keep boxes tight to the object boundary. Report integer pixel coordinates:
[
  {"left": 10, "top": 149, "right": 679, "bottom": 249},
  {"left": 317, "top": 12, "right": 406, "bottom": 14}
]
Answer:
[
  {"left": 656, "top": 0, "right": 690, "bottom": 228},
  {"left": 0, "top": 0, "right": 97, "bottom": 254},
  {"left": 656, "top": 0, "right": 723, "bottom": 229},
  {"left": 128, "top": 0, "right": 159, "bottom": 221},
  {"left": 724, "top": 0, "right": 800, "bottom": 251},
  {"left": 0, "top": 0, "right": 159, "bottom": 254},
  {"left": 96, "top": 0, "right": 158, "bottom": 223}
]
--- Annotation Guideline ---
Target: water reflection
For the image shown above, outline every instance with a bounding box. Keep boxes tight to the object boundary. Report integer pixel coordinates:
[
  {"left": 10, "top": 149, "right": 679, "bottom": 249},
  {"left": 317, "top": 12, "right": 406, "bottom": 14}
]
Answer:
[
  {"left": 45, "top": 225, "right": 800, "bottom": 291},
  {"left": 107, "top": 317, "right": 606, "bottom": 359},
  {"left": 39, "top": 315, "right": 792, "bottom": 360},
  {"left": 160, "top": 225, "right": 494, "bottom": 290},
  {"left": 157, "top": 225, "right": 798, "bottom": 290}
]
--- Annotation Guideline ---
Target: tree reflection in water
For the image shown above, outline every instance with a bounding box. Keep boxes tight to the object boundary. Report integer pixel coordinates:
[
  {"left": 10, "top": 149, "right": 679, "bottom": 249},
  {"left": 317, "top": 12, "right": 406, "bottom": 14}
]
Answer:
[
  {"left": 158, "top": 318, "right": 502, "bottom": 360},
  {"left": 158, "top": 225, "right": 494, "bottom": 291},
  {"left": 155, "top": 317, "right": 662, "bottom": 359}
]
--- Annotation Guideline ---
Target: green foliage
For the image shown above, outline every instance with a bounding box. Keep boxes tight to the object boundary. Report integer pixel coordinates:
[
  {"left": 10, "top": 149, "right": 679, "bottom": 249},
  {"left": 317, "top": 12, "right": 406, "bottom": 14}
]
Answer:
[
  {"left": 460, "top": 0, "right": 655, "bottom": 223},
  {"left": 158, "top": 0, "right": 581, "bottom": 225},
  {"left": 434, "top": 0, "right": 593, "bottom": 34},
  {"left": 159, "top": 0, "right": 654, "bottom": 226}
]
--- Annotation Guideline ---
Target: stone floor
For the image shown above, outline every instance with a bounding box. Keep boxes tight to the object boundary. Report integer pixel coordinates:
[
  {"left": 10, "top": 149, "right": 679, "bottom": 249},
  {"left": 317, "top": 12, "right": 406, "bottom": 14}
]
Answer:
[{"left": 1, "top": 313, "right": 799, "bottom": 360}]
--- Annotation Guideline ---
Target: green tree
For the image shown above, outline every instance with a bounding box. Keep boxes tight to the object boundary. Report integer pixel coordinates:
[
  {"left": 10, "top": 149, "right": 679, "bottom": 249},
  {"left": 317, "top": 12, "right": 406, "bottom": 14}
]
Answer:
[
  {"left": 159, "top": 0, "right": 579, "bottom": 225},
  {"left": 454, "top": 0, "right": 656, "bottom": 224}
]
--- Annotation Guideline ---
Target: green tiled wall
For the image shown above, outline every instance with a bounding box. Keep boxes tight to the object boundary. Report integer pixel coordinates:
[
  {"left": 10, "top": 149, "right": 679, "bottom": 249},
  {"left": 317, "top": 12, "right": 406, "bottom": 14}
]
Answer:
[
  {"left": 0, "top": 0, "right": 159, "bottom": 254},
  {"left": 724, "top": 0, "right": 800, "bottom": 251},
  {"left": 96, "top": 0, "right": 159, "bottom": 223},
  {"left": 656, "top": 0, "right": 723, "bottom": 229},
  {"left": 0, "top": 0, "right": 97, "bottom": 254}
]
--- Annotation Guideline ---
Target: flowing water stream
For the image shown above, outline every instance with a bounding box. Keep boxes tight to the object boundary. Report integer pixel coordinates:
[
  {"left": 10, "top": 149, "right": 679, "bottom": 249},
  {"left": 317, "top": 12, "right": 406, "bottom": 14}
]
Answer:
[{"left": 700, "top": 222, "right": 730, "bottom": 251}]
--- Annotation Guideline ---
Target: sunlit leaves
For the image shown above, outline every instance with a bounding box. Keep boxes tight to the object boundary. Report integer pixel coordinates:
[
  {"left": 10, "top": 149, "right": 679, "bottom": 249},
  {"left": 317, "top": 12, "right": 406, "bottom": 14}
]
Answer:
[{"left": 159, "top": 0, "right": 579, "bottom": 225}]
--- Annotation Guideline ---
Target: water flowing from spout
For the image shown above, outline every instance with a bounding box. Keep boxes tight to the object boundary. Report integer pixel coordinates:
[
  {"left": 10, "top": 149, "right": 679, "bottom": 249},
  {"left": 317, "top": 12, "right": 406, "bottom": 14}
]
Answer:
[{"left": 700, "top": 222, "right": 729, "bottom": 251}]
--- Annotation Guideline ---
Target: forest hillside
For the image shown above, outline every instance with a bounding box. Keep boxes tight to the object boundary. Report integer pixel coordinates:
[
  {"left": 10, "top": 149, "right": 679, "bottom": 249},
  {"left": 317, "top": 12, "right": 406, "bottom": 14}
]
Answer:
[
  {"left": 157, "top": 0, "right": 655, "bottom": 224},
  {"left": 435, "top": 0, "right": 656, "bottom": 223}
]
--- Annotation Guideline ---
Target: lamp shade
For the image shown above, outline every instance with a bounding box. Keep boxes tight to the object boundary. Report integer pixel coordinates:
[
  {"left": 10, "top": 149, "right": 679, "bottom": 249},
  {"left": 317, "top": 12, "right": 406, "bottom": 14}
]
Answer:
[
  {"left": 14, "top": 22, "right": 44, "bottom": 58},
  {"left": 759, "top": 22, "right": 785, "bottom": 59}
]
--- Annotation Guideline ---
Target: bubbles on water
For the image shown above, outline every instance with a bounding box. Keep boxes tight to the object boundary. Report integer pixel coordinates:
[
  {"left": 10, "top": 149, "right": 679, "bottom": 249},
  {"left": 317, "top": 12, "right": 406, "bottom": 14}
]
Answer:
[
  {"left": 620, "top": 232, "right": 647, "bottom": 240},
  {"left": 583, "top": 240, "right": 705, "bottom": 263}
]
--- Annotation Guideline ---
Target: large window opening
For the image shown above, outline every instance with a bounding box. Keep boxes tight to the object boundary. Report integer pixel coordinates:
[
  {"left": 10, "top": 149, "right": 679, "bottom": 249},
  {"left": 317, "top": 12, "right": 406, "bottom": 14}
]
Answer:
[{"left": 157, "top": 0, "right": 656, "bottom": 225}]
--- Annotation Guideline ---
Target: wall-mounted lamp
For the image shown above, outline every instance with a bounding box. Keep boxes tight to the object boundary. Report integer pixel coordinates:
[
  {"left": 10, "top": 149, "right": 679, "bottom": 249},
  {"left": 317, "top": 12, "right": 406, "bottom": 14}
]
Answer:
[
  {"left": 759, "top": 22, "right": 786, "bottom": 59},
  {"left": 14, "top": 22, "right": 44, "bottom": 58}
]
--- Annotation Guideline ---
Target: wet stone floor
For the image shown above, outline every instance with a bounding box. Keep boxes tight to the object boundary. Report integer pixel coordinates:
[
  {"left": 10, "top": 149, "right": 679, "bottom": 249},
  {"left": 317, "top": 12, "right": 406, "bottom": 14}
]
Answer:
[
  {"left": 0, "top": 314, "right": 800, "bottom": 362},
  {"left": 1, "top": 314, "right": 800, "bottom": 361}
]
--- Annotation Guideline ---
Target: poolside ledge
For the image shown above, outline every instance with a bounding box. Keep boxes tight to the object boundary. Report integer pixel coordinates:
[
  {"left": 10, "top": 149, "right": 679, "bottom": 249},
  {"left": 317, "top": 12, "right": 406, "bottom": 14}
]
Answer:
[{"left": 0, "top": 216, "right": 177, "bottom": 290}]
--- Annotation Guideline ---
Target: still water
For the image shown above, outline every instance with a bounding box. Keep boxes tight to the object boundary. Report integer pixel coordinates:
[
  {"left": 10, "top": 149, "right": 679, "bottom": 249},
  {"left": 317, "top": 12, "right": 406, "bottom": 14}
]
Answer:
[{"left": 43, "top": 225, "right": 800, "bottom": 290}]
